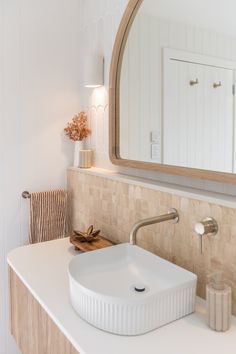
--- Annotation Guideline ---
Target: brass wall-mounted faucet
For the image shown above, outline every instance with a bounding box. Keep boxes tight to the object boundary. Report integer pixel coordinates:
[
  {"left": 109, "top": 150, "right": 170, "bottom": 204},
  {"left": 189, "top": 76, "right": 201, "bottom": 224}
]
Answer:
[{"left": 129, "top": 208, "right": 179, "bottom": 245}]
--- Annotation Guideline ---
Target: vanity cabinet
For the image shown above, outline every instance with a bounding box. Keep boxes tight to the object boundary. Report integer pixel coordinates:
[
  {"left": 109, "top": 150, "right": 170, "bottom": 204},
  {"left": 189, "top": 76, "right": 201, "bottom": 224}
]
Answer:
[
  {"left": 9, "top": 267, "right": 79, "bottom": 354},
  {"left": 7, "top": 236, "right": 236, "bottom": 354}
]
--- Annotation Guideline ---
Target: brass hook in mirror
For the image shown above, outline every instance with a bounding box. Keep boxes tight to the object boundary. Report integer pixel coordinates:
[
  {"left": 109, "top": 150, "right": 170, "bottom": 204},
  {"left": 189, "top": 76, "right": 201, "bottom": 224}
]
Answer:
[
  {"left": 189, "top": 78, "right": 199, "bottom": 86},
  {"left": 213, "top": 81, "right": 222, "bottom": 88}
]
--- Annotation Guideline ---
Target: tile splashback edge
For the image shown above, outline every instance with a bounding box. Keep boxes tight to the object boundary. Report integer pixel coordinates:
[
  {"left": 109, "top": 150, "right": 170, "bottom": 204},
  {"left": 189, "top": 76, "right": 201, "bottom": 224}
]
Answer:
[{"left": 68, "top": 167, "right": 236, "bottom": 209}]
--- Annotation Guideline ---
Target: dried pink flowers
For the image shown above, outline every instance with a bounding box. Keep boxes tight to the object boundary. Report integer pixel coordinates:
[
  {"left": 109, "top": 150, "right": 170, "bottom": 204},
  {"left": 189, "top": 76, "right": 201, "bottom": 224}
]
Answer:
[{"left": 64, "top": 112, "right": 91, "bottom": 141}]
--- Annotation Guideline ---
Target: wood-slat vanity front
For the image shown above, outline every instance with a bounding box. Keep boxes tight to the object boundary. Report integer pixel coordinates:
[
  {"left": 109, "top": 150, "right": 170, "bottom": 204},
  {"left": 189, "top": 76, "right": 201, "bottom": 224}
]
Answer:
[{"left": 9, "top": 267, "right": 79, "bottom": 354}]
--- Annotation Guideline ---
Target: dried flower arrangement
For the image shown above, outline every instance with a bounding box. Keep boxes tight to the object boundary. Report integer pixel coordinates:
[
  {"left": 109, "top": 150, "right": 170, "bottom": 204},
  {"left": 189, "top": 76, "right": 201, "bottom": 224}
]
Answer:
[{"left": 64, "top": 112, "right": 91, "bottom": 141}]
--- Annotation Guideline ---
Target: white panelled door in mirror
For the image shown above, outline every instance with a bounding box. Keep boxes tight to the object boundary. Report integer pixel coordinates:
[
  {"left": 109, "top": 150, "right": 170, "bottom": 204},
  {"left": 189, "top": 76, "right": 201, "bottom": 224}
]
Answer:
[{"left": 119, "top": 0, "right": 236, "bottom": 173}]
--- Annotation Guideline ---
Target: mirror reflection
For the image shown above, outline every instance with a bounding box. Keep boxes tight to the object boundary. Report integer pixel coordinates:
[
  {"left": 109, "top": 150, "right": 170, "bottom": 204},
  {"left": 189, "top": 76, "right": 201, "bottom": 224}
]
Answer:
[{"left": 120, "top": 0, "right": 236, "bottom": 173}]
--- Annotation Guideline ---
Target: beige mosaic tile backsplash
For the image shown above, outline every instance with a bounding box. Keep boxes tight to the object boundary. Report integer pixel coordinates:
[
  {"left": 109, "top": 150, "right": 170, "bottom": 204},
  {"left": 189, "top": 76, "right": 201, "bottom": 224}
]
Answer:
[{"left": 68, "top": 169, "right": 236, "bottom": 314}]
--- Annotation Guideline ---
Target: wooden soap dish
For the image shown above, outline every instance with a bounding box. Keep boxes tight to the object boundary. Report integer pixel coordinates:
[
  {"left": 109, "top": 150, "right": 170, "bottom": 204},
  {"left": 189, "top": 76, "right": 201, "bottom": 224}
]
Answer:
[{"left": 70, "top": 234, "right": 115, "bottom": 252}]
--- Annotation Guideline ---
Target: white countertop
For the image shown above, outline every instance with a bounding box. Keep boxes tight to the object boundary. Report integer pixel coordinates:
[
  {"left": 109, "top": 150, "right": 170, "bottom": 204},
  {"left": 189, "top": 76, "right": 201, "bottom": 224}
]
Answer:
[{"left": 7, "top": 238, "right": 236, "bottom": 354}]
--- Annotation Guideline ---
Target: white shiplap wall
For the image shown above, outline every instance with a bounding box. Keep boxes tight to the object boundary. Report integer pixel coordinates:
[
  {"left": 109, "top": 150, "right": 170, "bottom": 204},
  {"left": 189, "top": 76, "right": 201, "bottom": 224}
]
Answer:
[
  {"left": 164, "top": 54, "right": 235, "bottom": 172},
  {"left": 0, "top": 1, "right": 82, "bottom": 353},
  {"left": 120, "top": 14, "right": 161, "bottom": 163},
  {"left": 79, "top": 0, "right": 236, "bottom": 195}
]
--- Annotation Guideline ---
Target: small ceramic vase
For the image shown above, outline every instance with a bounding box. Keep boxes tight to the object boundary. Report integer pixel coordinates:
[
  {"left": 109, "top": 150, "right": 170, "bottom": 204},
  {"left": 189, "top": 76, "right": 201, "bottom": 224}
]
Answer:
[{"left": 73, "top": 140, "right": 85, "bottom": 167}]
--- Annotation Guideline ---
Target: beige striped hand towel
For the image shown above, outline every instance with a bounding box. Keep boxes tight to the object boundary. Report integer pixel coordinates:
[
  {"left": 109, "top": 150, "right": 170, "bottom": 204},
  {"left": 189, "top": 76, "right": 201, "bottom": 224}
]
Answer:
[{"left": 29, "top": 190, "right": 67, "bottom": 244}]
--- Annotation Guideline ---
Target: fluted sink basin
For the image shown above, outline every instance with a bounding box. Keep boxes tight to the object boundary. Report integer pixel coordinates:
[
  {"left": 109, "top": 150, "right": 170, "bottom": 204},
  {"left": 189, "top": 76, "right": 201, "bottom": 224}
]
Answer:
[{"left": 68, "top": 243, "right": 197, "bottom": 335}]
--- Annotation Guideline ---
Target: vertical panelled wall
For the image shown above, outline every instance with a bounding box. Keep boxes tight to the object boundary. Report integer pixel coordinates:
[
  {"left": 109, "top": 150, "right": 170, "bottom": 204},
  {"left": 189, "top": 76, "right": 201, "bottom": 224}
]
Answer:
[
  {"left": 80, "top": 0, "right": 236, "bottom": 195},
  {"left": 120, "top": 14, "right": 161, "bottom": 163},
  {"left": 164, "top": 59, "right": 234, "bottom": 172},
  {"left": 0, "top": 0, "right": 82, "bottom": 353},
  {"left": 79, "top": 0, "right": 129, "bottom": 170},
  {"left": 120, "top": 14, "right": 236, "bottom": 167}
]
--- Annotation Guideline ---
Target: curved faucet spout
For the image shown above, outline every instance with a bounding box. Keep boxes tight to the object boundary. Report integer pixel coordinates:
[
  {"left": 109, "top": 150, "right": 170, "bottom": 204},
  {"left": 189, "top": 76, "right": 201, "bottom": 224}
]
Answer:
[{"left": 129, "top": 208, "right": 179, "bottom": 245}]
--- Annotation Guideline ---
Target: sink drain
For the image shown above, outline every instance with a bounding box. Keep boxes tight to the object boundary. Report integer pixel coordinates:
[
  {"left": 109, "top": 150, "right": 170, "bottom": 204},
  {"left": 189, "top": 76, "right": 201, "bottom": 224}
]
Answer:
[
  {"left": 131, "top": 283, "right": 148, "bottom": 293},
  {"left": 134, "top": 285, "right": 145, "bottom": 293}
]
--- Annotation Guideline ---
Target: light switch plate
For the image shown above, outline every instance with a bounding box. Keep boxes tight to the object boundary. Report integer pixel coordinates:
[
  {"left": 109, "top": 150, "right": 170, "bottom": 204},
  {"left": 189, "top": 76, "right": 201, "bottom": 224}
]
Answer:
[
  {"left": 151, "top": 131, "right": 161, "bottom": 143},
  {"left": 151, "top": 143, "right": 161, "bottom": 160}
]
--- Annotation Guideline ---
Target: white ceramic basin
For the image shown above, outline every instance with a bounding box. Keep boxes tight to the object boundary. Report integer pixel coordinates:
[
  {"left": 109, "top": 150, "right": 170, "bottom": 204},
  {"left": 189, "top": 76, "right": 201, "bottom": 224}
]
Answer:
[{"left": 68, "top": 243, "right": 197, "bottom": 335}]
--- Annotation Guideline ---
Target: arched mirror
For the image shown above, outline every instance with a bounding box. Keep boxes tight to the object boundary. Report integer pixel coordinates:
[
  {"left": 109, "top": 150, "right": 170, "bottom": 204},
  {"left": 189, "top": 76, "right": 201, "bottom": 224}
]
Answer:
[{"left": 109, "top": 0, "right": 236, "bottom": 184}]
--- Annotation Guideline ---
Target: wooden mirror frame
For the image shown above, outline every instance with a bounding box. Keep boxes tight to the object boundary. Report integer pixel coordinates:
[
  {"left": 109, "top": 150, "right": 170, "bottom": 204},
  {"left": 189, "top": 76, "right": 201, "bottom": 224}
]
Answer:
[{"left": 109, "top": 0, "right": 236, "bottom": 184}]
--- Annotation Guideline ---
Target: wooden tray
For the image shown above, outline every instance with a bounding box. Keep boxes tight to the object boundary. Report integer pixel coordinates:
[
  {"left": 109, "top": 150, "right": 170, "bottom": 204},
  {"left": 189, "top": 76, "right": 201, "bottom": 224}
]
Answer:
[{"left": 70, "top": 234, "right": 115, "bottom": 252}]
